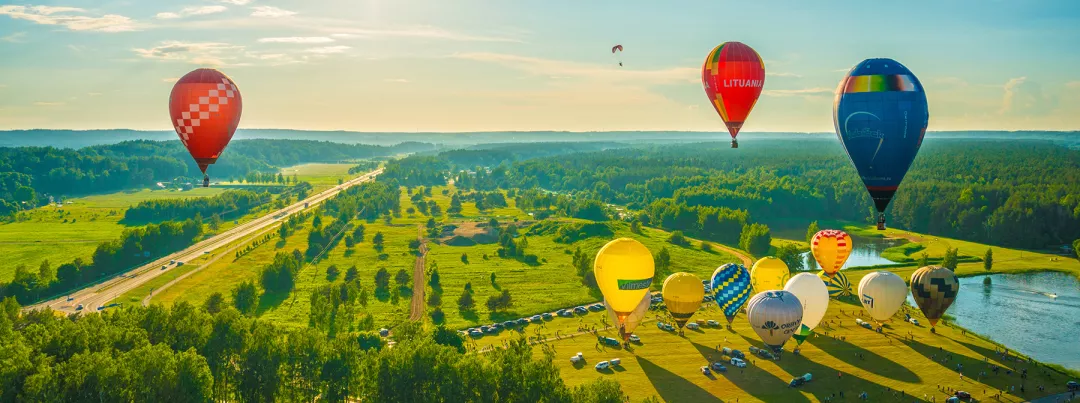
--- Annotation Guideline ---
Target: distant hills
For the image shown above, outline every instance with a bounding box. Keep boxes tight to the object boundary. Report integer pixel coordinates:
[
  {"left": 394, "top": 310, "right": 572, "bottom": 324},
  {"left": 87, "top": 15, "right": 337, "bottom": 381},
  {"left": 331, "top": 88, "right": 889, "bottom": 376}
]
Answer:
[{"left": 1, "top": 129, "right": 1077, "bottom": 149}]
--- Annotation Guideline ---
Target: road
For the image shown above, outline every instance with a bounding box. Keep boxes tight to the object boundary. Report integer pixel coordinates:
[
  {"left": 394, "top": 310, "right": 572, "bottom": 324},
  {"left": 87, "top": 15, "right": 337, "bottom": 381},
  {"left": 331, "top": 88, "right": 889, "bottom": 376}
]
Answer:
[{"left": 25, "top": 169, "right": 382, "bottom": 315}]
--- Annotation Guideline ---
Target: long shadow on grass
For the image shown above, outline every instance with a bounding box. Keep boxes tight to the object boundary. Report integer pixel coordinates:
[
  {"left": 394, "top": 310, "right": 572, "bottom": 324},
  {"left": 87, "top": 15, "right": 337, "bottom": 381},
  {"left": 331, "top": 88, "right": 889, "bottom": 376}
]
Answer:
[
  {"left": 636, "top": 356, "right": 724, "bottom": 402},
  {"left": 771, "top": 346, "right": 917, "bottom": 402},
  {"left": 256, "top": 290, "right": 289, "bottom": 314},
  {"left": 806, "top": 331, "right": 921, "bottom": 383},
  {"left": 951, "top": 337, "right": 1016, "bottom": 369}
]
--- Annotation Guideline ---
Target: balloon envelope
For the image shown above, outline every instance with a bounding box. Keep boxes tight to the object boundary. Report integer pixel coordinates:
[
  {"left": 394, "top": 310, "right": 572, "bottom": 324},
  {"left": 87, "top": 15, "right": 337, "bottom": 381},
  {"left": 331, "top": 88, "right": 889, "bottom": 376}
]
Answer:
[
  {"left": 818, "top": 270, "right": 852, "bottom": 298},
  {"left": 169, "top": 68, "right": 243, "bottom": 174},
  {"left": 811, "top": 230, "right": 853, "bottom": 276},
  {"left": 606, "top": 293, "right": 650, "bottom": 340},
  {"left": 909, "top": 266, "right": 959, "bottom": 327},
  {"left": 711, "top": 263, "right": 752, "bottom": 324},
  {"left": 594, "top": 238, "right": 655, "bottom": 324},
  {"left": 833, "top": 58, "right": 928, "bottom": 218},
  {"left": 751, "top": 257, "right": 790, "bottom": 293},
  {"left": 662, "top": 272, "right": 705, "bottom": 328},
  {"left": 857, "top": 271, "right": 908, "bottom": 323},
  {"left": 746, "top": 290, "right": 803, "bottom": 353},
  {"left": 702, "top": 42, "right": 765, "bottom": 144},
  {"left": 784, "top": 273, "right": 829, "bottom": 345}
]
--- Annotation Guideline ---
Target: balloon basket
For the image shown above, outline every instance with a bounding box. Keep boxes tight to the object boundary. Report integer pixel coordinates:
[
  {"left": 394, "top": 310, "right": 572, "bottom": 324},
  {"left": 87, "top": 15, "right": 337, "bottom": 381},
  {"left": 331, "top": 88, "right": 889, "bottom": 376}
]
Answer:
[{"left": 730, "top": 141, "right": 739, "bottom": 149}]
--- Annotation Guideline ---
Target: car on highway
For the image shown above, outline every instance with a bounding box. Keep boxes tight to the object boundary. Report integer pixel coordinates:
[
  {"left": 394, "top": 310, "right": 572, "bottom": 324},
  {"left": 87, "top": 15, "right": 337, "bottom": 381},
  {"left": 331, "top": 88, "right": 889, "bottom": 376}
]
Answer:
[
  {"left": 170, "top": 260, "right": 176, "bottom": 264},
  {"left": 161, "top": 265, "right": 168, "bottom": 270},
  {"left": 66, "top": 296, "right": 73, "bottom": 302},
  {"left": 75, "top": 304, "right": 84, "bottom": 311},
  {"left": 176, "top": 261, "right": 184, "bottom": 266}
]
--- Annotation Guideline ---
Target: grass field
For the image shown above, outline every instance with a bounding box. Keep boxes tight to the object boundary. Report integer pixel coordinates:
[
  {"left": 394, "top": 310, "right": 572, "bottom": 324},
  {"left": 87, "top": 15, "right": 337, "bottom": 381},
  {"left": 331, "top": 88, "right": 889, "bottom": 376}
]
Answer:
[
  {"left": 0, "top": 187, "right": 227, "bottom": 282},
  {"left": 280, "top": 163, "right": 357, "bottom": 193}
]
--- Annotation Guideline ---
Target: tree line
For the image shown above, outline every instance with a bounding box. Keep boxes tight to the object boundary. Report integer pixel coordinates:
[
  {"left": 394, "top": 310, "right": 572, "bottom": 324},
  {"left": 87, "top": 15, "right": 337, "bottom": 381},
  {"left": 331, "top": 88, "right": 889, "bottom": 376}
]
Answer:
[
  {"left": 0, "top": 298, "right": 630, "bottom": 403},
  {"left": 123, "top": 189, "right": 271, "bottom": 223}
]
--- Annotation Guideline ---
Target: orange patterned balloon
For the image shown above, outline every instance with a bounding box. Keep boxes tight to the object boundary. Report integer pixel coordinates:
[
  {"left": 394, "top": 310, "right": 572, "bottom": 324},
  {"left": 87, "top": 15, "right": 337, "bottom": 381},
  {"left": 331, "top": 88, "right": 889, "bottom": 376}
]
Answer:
[{"left": 811, "top": 230, "right": 852, "bottom": 276}]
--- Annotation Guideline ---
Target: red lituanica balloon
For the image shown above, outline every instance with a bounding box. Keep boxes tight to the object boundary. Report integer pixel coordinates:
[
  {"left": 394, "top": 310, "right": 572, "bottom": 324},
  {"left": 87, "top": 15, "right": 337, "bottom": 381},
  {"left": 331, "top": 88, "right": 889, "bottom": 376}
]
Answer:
[
  {"left": 701, "top": 42, "right": 765, "bottom": 148},
  {"left": 169, "top": 68, "right": 242, "bottom": 184}
]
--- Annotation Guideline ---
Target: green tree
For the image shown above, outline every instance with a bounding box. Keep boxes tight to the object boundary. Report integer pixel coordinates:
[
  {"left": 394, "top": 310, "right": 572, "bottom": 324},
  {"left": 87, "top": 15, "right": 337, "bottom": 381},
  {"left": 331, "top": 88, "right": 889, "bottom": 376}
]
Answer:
[
  {"left": 806, "top": 221, "right": 820, "bottom": 243},
  {"left": 326, "top": 265, "right": 340, "bottom": 281},
  {"left": 372, "top": 232, "right": 384, "bottom": 252},
  {"left": 203, "top": 292, "right": 226, "bottom": 314},
  {"left": 984, "top": 248, "right": 994, "bottom": 271},
  {"left": 654, "top": 247, "right": 672, "bottom": 279},
  {"left": 37, "top": 259, "right": 56, "bottom": 286},
  {"left": 395, "top": 269, "right": 410, "bottom": 288},
  {"left": 739, "top": 223, "right": 772, "bottom": 256},
  {"left": 428, "top": 269, "right": 441, "bottom": 289},
  {"left": 775, "top": 243, "right": 804, "bottom": 271},
  {"left": 489, "top": 272, "right": 497, "bottom": 285},
  {"left": 667, "top": 230, "right": 689, "bottom": 246},
  {"left": 374, "top": 268, "right": 390, "bottom": 290},
  {"left": 461, "top": 253, "right": 469, "bottom": 264},
  {"left": 486, "top": 289, "right": 513, "bottom": 311},
  {"left": 1073, "top": 239, "right": 1080, "bottom": 259},
  {"left": 457, "top": 290, "right": 475, "bottom": 311},
  {"left": 917, "top": 252, "right": 930, "bottom": 268},
  {"left": 232, "top": 280, "right": 260, "bottom": 316},
  {"left": 427, "top": 291, "right": 441, "bottom": 307},
  {"left": 630, "top": 220, "right": 642, "bottom": 234},
  {"left": 345, "top": 265, "right": 359, "bottom": 282},
  {"left": 942, "top": 247, "right": 959, "bottom": 270}
]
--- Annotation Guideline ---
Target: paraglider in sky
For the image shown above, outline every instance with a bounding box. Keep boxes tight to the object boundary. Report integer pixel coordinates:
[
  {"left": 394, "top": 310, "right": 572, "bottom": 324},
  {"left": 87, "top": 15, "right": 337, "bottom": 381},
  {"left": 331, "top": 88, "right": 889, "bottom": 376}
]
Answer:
[
  {"left": 784, "top": 273, "right": 829, "bottom": 347},
  {"left": 169, "top": 68, "right": 242, "bottom": 187},
  {"left": 611, "top": 44, "right": 623, "bottom": 67},
  {"left": 857, "top": 271, "right": 908, "bottom": 324},
  {"left": 909, "top": 266, "right": 959, "bottom": 329},
  {"left": 818, "top": 270, "right": 852, "bottom": 298},
  {"left": 662, "top": 272, "right": 705, "bottom": 333},
  {"left": 746, "top": 290, "right": 803, "bottom": 356},
  {"left": 833, "top": 58, "right": 928, "bottom": 230},
  {"left": 750, "top": 257, "right": 790, "bottom": 293},
  {"left": 711, "top": 263, "right": 752, "bottom": 326},
  {"left": 605, "top": 293, "right": 650, "bottom": 341},
  {"left": 811, "top": 230, "right": 852, "bottom": 276},
  {"left": 701, "top": 41, "right": 765, "bottom": 148},
  {"left": 594, "top": 238, "right": 655, "bottom": 335}
]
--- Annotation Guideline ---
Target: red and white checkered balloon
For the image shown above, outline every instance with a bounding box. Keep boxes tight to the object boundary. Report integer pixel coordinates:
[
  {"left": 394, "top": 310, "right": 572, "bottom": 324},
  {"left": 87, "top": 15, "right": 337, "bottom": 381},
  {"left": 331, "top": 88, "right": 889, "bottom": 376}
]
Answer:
[{"left": 169, "top": 68, "right": 243, "bottom": 174}]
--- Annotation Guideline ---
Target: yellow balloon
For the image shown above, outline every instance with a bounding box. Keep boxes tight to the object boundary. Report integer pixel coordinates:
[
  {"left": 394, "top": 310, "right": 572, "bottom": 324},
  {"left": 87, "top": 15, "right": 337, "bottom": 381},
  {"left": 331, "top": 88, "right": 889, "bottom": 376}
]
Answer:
[
  {"left": 662, "top": 272, "right": 705, "bottom": 328},
  {"left": 750, "top": 257, "right": 790, "bottom": 293},
  {"left": 594, "top": 238, "right": 655, "bottom": 324},
  {"left": 811, "top": 229, "right": 853, "bottom": 276}
]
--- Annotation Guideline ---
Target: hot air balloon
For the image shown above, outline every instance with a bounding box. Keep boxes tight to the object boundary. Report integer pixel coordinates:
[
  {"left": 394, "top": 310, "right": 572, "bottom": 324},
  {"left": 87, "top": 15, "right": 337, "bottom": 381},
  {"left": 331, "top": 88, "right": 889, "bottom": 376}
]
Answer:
[
  {"left": 606, "top": 293, "right": 650, "bottom": 341},
  {"left": 818, "top": 270, "right": 852, "bottom": 298},
  {"left": 783, "top": 273, "right": 829, "bottom": 346},
  {"left": 662, "top": 272, "right": 705, "bottom": 332},
  {"left": 170, "top": 68, "right": 243, "bottom": 187},
  {"left": 751, "top": 257, "right": 789, "bottom": 293},
  {"left": 746, "top": 290, "right": 803, "bottom": 355},
  {"left": 594, "top": 238, "right": 655, "bottom": 334},
  {"left": 909, "top": 266, "right": 959, "bottom": 328},
  {"left": 702, "top": 42, "right": 765, "bottom": 148},
  {"left": 711, "top": 263, "right": 752, "bottom": 325},
  {"left": 811, "top": 230, "right": 853, "bottom": 276},
  {"left": 834, "top": 58, "right": 928, "bottom": 230},
  {"left": 611, "top": 44, "right": 623, "bottom": 67},
  {"left": 857, "top": 271, "right": 908, "bottom": 324}
]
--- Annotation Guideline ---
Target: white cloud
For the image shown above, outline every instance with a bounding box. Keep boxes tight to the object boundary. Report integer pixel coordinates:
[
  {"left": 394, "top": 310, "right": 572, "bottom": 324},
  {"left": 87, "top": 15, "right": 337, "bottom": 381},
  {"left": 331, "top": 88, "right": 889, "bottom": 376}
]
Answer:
[
  {"left": 0, "top": 5, "right": 137, "bottom": 32},
  {"left": 162, "top": 77, "right": 179, "bottom": 83},
  {"left": 134, "top": 41, "right": 245, "bottom": 66},
  {"left": 999, "top": 76, "right": 1055, "bottom": 115},
  {"left": 87, "top": 92, "right": 102, "bottom": 96},
  {"left": 219, "top": 0, "right": 252, "bottom": 4},
  {"left": 452, "top": 52, "right": 697, "bottom": 85},
  {"left": 258, "top": 36, "right": 333, "bottom": 44},
  {"left": 155, "top": 6, "right": 227, "bottom": 19},
  {"left": 383, "top": 78, "right": 409, "bottom": 83},
  {"left": 1065, "top": 81, "right": 1080, "bottom": 90},
  {"left": 305, "top": 46, "right": 350, "bottom": 54},
  {"left": 251, "top": 6, "right": 296, "bottom": 18},
  {"left": 767, "top": 72, "right": 802, "bottom": 78},
  {"left": 1, "top": 32, "right": 27, "bottom": 43},
  {"left": 763, "top": 87, "right": 833, "bottom": 97},
  {"left": 34, "top": 101, "right": 65, "bottom": 106},
  {"left": 327, "top": 25, "right": 520, "bottom": 43}
]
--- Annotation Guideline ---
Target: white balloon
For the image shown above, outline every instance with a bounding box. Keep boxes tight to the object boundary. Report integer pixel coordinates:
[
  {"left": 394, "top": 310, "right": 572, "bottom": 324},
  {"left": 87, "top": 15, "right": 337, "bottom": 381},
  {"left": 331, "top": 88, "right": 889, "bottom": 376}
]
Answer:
[
  {"left": 783, "top": 273, "right": 829, "bottom": 331},
  {"left": 605, "top": 293, "right": 650, "bottom": 339},
  {"left": 745, "top": 290, "right": 803, "bottom": 352},
  {"left": 857, "top": 271, "right": 908, "bottom": 323}
]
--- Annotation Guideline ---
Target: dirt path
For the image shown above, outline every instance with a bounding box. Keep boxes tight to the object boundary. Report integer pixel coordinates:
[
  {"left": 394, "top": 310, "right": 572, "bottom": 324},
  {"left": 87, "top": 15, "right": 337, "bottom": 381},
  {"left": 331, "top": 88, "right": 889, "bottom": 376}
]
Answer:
[
  {"left": 707, "top": 241, "right": 754, "bottom": 267},
  {"left": 409, "top": 225, "right": 427, "bottom": 321}
]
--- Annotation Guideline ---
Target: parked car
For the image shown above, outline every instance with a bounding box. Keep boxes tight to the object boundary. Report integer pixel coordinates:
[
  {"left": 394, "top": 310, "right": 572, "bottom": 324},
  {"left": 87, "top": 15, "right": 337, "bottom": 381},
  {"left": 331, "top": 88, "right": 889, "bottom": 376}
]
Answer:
[
  {"left": 707, "top": 320, "right": 720, "bottom": 327},
  {"left": 701, "top": 366, "right": 711, "bottom": 376},
  {"left": 909, "top": 318, "right": 920, "bottom": 325},
  {"left": 484, "top": 327, "right": 498, "bottom": 334},
  {"left": 730, "top": 358, "right": 747, "bottom": 368},
  {"left": 954, "top": 391, "right": 971, "bottom": 400},
  {"left": 516, "top": 318, "right": 529, "bottom": 326},
  {"left": 609, "top": 358, "right": 621, "bottom": 366},
  {"left": 491, "top": 323, "right": 502, "bottom": 330},
  {"left": 530, "top": 315, "right": 542, "bottom": 322},
  {"left": 687, "top": 322, "right": 700, "bottom": 330},
  {"left": 558, "top": 309, "right": 573, "bottom": 317},
  {"left": 711, "top": 362, "right": 728, "bottom": 372},
  {"left": 468, "top": 329, "right": 483, "bottom": 337},
  {"left": 588, "top": 304, "right": 605, "bottom": 312},
  {"left": 574, "top": 306, "right": 588, "bottom": 315},
  {"left": 628, "top": 334, "right": 640, "bottom": 343},
  {"left": 502, "top": 321, "right": 516, "bottom": 328},
  {"left": 595, "top": 361, "right": 610, "bottom": 370},
  {"left": 570, "top": 352, "right": 584, "bottom": 363},
  {"left": 722, "top": 347, "right": 745, "bottom": 359},
  {"left": 1067, "top": 380, "right": 1079, "bottom": 391},
  {"left": 600, "top": 337, "right": 620, "bottom": 347},
  {"left": 542, "top": 312, "right": 553, "bottom": 320},
  {"left": 656, "top": 322, "right": 667, "bottom": 330},
  {"left": 479, "top": 325, "right": 490, "bottom": 332}
]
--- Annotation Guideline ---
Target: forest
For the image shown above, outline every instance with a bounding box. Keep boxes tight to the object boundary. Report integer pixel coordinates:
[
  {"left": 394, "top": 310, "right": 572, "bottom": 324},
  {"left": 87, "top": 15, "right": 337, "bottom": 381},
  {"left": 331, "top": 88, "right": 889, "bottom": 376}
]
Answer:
[
  {"left": 123, "top": 189, "right": 273, "bottom": 223},
  {"left": 0, "top": 139, "right": 430, "bottom": 216},
  {"left": 387, "top": 139, "right": 1080, "bottom": 250},
  {"left": 0, "top": 298, "right": 628, "bottom": 403}
]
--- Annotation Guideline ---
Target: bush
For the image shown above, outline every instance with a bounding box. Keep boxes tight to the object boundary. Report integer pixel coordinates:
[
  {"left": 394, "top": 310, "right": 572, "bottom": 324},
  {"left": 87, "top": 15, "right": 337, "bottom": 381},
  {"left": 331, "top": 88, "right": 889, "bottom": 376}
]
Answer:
[
  {"left": 667, "top": 230, "right": 690, "bottom": 246},
  {"left": 374, "top": 268, "right": 390, "bottom": 290},
  {"left": 739, "top": 223, "right": 771, "bottom": 256},
  {"left": 485, "top": 289, "right": 512, "bottom": 311},
  {"left": 457, "top": 290, "right": 475, "bottom": 310}
]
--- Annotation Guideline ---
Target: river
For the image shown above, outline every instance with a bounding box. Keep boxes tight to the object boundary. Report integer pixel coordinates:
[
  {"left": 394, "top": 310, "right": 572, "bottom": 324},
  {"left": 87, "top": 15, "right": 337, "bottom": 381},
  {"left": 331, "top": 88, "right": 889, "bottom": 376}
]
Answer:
[{"left": 915, "top": 272, "right": 1080, "bottom": 370}]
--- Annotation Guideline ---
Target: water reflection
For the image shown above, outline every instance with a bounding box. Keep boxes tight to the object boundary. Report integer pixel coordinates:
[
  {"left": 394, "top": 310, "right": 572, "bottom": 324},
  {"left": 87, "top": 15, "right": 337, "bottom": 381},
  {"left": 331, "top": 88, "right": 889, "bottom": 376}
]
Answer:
[{"left": 799, "top": 235, "right": 906, "bottom": 270}]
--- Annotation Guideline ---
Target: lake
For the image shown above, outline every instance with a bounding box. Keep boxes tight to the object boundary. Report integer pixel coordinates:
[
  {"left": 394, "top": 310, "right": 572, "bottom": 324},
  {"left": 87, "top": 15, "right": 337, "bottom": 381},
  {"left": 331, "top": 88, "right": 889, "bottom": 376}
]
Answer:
[
  {"left": 798, "top": 234, "right": 907, "bottom": 270},
  {"left": 914, "top": 272, "right": 1080, "bottom": 370}
]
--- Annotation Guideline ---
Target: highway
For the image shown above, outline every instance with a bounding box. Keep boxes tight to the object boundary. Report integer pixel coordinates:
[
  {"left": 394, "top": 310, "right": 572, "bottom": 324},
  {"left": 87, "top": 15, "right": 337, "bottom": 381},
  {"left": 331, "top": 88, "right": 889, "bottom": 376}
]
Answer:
[{"left": 25, "top": 169, "right": 382, "bottom": 314}]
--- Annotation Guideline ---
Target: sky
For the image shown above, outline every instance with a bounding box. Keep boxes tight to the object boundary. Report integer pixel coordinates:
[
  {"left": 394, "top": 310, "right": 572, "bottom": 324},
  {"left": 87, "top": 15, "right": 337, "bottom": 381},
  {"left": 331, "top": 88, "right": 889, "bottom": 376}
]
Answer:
[{"left": 1, "top": 0, "right": 1079, "bottom": 132}]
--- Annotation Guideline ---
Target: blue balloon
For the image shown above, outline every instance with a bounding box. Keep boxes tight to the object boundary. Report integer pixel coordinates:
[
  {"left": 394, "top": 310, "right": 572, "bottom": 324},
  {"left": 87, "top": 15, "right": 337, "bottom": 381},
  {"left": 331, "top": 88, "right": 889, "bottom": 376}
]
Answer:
[
  {"left": 834, "top": 58, "right": 928, "bottom": 228},
  {"left": 711, "top": 263, "right": 751, "bottom": 324}
]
